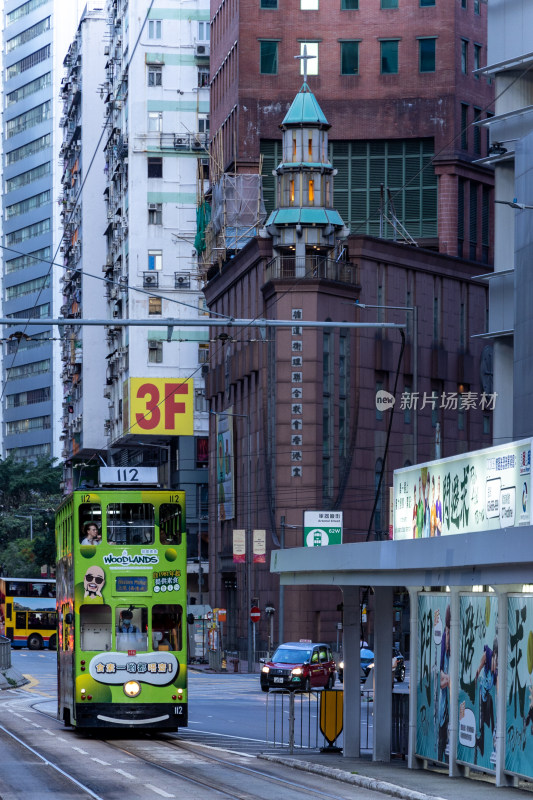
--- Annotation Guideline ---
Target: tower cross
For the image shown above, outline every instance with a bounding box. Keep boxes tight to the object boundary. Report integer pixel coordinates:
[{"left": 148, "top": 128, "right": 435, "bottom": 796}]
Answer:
[{"left": 294, "top": 44, "right": 316, "bottom": 84}]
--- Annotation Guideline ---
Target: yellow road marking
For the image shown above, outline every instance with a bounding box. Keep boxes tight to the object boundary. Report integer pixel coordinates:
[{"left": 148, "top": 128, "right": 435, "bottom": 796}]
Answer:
[{"left": 22, "top": 674, "right": 53, "bottom": 697}]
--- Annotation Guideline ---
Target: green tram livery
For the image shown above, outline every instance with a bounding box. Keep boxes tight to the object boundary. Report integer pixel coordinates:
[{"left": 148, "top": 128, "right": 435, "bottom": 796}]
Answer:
[{"left": 56, "top": 469, "right": 188, "bottom": 730}]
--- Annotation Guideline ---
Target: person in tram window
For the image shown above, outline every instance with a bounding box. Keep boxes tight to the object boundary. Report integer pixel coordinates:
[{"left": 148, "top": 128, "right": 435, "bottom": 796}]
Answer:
[{"left": 81, "top": 522, "right": 100, "bottom": 545}]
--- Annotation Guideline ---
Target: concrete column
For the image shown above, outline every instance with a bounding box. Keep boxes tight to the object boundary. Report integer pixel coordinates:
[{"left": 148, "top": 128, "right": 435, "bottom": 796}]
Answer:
[
  {"left": 408, "top": 587, "right": 422, "bottom": 769},
  {"left": 373, "top": 586, "right": 393, "bottom": 761},
  {"left": 342, "top": 585, "right": 361, "bottom": 758},
  {"left": 448, "top": 588, "right": 461, "bottom": 776}
]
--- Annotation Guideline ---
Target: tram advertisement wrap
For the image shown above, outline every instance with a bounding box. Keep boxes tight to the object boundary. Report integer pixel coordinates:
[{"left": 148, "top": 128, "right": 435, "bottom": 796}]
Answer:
[
  {"left": 457, "top": 594, "right": 498, "bottom": 772},
  {"left": 506, "top": 595, "right": 533, "bottom": 780},
  {"left": 416, "top": 593, "right": 451, "bottom": 764}
]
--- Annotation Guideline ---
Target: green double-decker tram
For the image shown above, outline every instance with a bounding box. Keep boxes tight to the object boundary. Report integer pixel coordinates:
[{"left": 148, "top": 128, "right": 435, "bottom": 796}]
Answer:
[{"left": 56, "top": 467, "right": 188, "bottom": 730}]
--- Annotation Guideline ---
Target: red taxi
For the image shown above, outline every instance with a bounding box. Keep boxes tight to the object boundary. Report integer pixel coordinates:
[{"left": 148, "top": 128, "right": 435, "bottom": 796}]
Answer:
[{"left": 260, "top": 640, "right": 336, "bottom": 692}]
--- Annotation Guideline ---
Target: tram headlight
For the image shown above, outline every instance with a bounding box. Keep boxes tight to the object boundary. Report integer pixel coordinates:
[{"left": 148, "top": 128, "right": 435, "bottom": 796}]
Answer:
[{"left": 124, "top": 680, "right": 141, "bottom": 698}]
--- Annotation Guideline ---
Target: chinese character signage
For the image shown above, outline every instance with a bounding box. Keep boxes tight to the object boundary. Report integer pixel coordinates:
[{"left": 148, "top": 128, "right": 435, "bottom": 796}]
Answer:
[
  {"left": 457, "top": 595, "right": 498, "bottom": 772},
  {"left": 416, "top": 593, "right": 451, "bottom": 764},
  {"left": 393, "top": 438, "right": 531, "bottom": 539},
  {"left": 303, "top": 511, "right": 343, "bottom": 546}
]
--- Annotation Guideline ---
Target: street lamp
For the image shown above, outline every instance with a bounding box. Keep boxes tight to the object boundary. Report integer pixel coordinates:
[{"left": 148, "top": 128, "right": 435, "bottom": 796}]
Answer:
[
  {"left": 14, "top": 515, "right": 33, "bottom": 541},
  {"left": 210, "top": 409, "right": 253, "bottom": 672}
]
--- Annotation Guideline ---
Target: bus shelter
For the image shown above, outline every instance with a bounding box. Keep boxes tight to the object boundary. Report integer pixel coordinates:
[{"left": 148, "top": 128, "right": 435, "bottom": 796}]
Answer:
[{"left": 271, "top": 439, "right": 533, "bottom": 789}]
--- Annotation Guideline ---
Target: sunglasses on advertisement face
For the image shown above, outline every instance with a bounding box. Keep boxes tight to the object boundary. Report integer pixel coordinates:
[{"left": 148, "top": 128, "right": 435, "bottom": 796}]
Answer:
[{"left": 86, "top": 575, "right": 104, "bottom": 584}]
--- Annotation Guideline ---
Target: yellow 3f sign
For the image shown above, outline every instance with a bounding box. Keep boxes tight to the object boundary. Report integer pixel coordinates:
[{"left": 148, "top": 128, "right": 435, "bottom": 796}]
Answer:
[{"left": 124, "top": 377, "right": 193, "bottom": 436}]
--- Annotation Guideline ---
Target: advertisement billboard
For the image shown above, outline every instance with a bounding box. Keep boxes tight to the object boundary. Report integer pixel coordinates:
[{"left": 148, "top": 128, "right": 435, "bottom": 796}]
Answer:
[
  {"left": 416, "top": 593, "right": 451, "bottom": 764},
  {"left": 506, "top": 595, "right": 533, "bottom": 780},
  {"left": 457, "top": 594, "right": 498, "bottom": 772},
  {"left": 124, "top": 377, "right": 193, "bottom": 436},
  {"left": 393, "top": 439, "right": 531, "bottom": 540}
]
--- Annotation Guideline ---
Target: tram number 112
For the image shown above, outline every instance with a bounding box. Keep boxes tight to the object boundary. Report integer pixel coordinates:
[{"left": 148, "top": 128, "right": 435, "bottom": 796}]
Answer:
[{"left": 99, "top": 466, "right": 159, "bottom": 485}]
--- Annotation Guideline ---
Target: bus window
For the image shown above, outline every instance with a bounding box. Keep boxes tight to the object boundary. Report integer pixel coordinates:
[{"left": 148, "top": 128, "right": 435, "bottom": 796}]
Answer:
[
  {"left": 80, "top": 605, "right": 111, "bottom": 651},
  {"left": 107, "top": 503, "right": 155, "bottom": 545},
  {"left": 152, "top": 605, "right": 182, "bottom": 652},
  {"left": 79, "top": 503, "right": 102, "bottom": 544},
  {"left": 16, "top": 612, "right": 26, "bottom": 629},
  {"left": 116, "top": 606, "right": 148, "bottom": 651},
  {"left": 160, "top": 504, "right": 182, "bottom": 545},
  {"left": 28, "top": 612, "right": 55, "bottom": 630}
]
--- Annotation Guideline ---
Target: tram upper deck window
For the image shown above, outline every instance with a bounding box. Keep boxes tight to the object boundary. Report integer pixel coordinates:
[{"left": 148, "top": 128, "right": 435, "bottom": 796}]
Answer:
[
  {"left": 160, "top": 503, "right": 182, "bottom": 545},
  {"left": 79, "top": 503, "right": 102, "bottom": 544},
  {"left": 107, "top": 503, "right": 155, "bottom": 545}
]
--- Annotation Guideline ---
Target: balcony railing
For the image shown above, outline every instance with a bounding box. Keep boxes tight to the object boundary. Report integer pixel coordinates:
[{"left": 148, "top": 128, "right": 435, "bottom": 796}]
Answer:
[{"left": 265, "top": 255, "right": 358, "bottom": 285}]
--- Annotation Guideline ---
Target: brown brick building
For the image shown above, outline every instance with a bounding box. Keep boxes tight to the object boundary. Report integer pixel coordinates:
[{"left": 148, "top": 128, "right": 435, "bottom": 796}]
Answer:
[{"left": 210, "top": 0, "right": 494, "bottom": 262}]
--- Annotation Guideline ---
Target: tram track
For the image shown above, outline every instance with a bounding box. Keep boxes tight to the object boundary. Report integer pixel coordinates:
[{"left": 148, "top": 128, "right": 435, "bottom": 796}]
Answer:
[{"left": 102, "top": 734, "right": 364, "bottom": 800}]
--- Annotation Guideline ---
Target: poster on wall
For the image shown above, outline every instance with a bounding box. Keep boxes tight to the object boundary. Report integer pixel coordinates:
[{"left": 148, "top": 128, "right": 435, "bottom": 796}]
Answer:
[
  {"left": 216, "top": 409, "right": 235, "bottom": 522},
  {"left": 506, "top": 595, "right": 533, "bottom": 779},
  {"left": 416, "top": 594, "right": 451, "bottom": 764},
  {"left": 457, "top": 595, "right": 498, "bottom": 771},
  {"left": 393, "top": 438, "right": 531, "bottom": 540}
]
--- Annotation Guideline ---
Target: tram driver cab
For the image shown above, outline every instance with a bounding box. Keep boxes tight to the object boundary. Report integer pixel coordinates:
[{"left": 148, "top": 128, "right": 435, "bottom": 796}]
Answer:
[{"left": 115, "top": 607, "right": 147, "bottom": 651}]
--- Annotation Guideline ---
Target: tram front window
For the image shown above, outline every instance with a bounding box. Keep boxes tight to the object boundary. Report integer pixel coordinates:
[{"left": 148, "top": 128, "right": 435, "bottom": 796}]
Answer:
[
  {"left": 107, "top": 503, "right": 155, "bottom": 545},
  {"left": 116, "top": 606, "right": 148, "bottom": 651}
]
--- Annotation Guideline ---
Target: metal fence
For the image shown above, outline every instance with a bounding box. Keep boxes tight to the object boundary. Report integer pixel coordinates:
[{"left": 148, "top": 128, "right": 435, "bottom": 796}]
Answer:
[
  {"left": 265, "top": 687, "right": 407, "bottom": 756},
  {"left": 0, "top": 636, "right": 11, "bottom": 671}
]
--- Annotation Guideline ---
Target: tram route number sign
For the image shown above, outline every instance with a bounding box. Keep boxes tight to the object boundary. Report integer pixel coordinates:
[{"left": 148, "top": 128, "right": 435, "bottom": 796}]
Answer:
[
  {"left": 303, "top": 510, "right": 343, "bottom": 547},
  {"left": 250, "top": 606, "right": 260, "bottom": 623},
  {"left": 100, "top": 466, "right": 159, "bottom": 485}
]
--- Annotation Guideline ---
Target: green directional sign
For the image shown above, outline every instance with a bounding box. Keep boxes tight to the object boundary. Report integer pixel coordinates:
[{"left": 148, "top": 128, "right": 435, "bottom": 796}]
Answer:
[{"left": 303, "top": 511, "right": 343, "bottom": 547}]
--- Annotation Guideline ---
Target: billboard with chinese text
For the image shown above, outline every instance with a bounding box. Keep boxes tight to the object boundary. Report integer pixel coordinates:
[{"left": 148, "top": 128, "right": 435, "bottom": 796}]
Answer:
[
  {"left": 393, "top": 439, "right": 531, "bottom": 540},
  {"left": 457, "top": 594, "right": 498, "bottom": 772}
]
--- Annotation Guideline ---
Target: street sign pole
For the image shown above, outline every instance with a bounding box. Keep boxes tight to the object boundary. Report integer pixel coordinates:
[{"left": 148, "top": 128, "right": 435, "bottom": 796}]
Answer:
[{"left": 250, "top": 607, "right": 260, "bottom": 667}]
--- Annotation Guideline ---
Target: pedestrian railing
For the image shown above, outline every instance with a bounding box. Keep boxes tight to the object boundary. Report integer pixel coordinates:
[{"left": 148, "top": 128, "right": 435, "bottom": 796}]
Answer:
[{"left": 0, "top": 636, "right": 11, "bottom": 670}]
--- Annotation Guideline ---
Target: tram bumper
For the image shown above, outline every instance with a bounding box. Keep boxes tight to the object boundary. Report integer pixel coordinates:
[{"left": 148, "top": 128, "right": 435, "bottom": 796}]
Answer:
[{"left": 75, "top": 702, "right": 187, "bottom": 729}]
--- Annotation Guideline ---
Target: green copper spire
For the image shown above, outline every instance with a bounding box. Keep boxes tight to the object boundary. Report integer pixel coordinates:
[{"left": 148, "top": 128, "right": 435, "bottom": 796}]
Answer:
[{"left": 281, "top": 82, "right": 330, "bottom": 128}]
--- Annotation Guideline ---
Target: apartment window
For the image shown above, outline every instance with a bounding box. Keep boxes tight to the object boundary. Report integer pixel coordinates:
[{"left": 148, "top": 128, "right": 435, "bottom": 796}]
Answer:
[
  {"left": 301, "top": 0, "right": 318, "bottom": 7},
  {"left": 6, "top": 275, "right": 50, "bottom": 301},
  {"left": 148, "top": 66, "right": 162, "bottom": 86},
  {"left": 6, "top": 387, "right": 50, "bottom": 408},
  {"left": 299, "top": 42, "right": 319, "bottom": 75},
  {"left": 461, "top": 0, "right": 467, "bottom": 7},
  {"left": 198, "top": 66, "right": 210, "bottom": 87},
  {"left": 474, "top": 44, "right": 481, "bottom": 76},
  {"left": 198, "top": 297, "right": 209, "bottom": 316},
  {"left": 380, "top": 40, "right": 399, "bottom": 74},
  {"left": 6, "top": 415, "right": 51, "bottom": 435},
  {"left": 340, "top": 41, "right": 359, "bottom": 75},
  {"left": 6, "top": 189, "right": 50, "bottom": 219},
  {"left": 6, "top": 133, "right": 50, "bottom": 166},
  {"left": 148, "top": 20, "right": 162, "bottom": 39},
  {"left": 149, "top": 297, "right": 162, "bottom": 315},
  {"left": 6, "top": 218, "right": 50, "bottom": 246},
  {"left": 461, "top": 40, "right": 468, "bottom": 74},
  {"left": 420, "top": 0, "right": 435, "bottom": 4},
  {"left": 198, "top": 343, "right": 209, "bottom": 363},
  {"left": 261, "top": 0, "right": 278, "bottom": 6},
  {"left": 483, "top": 414, "right": 490, "bottom": 435},
  {"left": 148, "top": 250, "right": 162, "bottom": 270},
  {"left": 473, "top": 107, "right": 481, "bottom": 154},
  {"left": 260, "top": 41, "right": 278, "bottom": 74},
  {"left": 148, "top": 340, "right": 163, "bottom": 363},
  {"left": 195, "top": 389, "right": 207, "bottom": 413},
  {"left": 147, "top": 157, "right": 163, "bottom": 178},
  {"left": 6, "top": 44, "right": 50, "bottom": 80},
  {"left": 148, "top": 111, "right": 162, "bottom": 132},
  {"left": 6, "top": 72, "right": 51, "bottom": 106},
  {"left": 198, "top": 116, "right": 210, "bottom": 134},
  {"left": 6, "top": 246, "right": 50, "bottom": 274},
  {"left": 6, "top": 16, "right": 50, "bottom": 52},
  {"left": 461, "top": 103, "right": 468, "bottom": 149},
  {"left": 7, "top": 0, "right": 48, "bottom": 25},
  {"left": 341, "top": 0, "right": 358, "bottom": 7},
  {"left": 198, "top": 22, "right": 210, "bottom": 41},
  {"left": 148, "top": 203, "right": 163, "bottom": 224},
  {"left": 6, "top": 100, "right": 51, "bottom": 138},
  {"left": 7, "top": 359, "right": 50, "bottom": 381},
  {"left": 474, "top": 0, "right": 480, "bottom": 12},
  {"left": 381, "top": 0, "right": 398, "bottom": 7},
  {"left": 419, "top": 38, "right": 436, "bottom": 72}
]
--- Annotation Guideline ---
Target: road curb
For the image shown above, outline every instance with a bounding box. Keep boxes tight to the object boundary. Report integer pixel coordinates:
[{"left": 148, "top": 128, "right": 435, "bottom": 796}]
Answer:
[{"left": 259, "top": 755, "right": 449, "bottom": 800}]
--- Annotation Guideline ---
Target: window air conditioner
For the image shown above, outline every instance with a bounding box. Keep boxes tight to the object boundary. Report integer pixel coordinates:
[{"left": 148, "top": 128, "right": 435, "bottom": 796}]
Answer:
[
  {"left": 175, "top": 273, "right": 191, "bottom": 288},
  {"left": 195, "top": 43, "right": 210, "bottom": 57}
]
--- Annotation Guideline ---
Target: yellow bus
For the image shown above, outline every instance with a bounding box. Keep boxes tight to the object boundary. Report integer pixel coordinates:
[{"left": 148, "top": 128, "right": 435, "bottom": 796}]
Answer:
[{"left": 0, "top": 577, "right": 57, "bottom": 650}]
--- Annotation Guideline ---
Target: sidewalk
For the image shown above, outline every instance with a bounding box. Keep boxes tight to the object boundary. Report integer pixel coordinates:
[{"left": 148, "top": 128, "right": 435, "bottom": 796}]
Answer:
[{"left": 260, "top": 751, "right": 533, "bottom": 799}]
